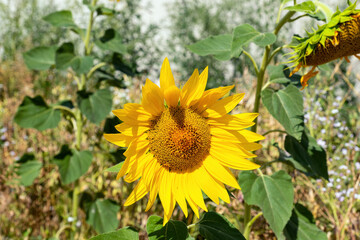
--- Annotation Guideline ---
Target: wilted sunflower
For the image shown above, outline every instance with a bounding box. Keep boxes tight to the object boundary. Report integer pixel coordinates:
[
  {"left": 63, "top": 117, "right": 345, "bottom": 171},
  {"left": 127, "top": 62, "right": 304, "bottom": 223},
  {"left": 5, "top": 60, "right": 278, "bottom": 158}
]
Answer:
[
  {"left": 104, "top": 58, "right": 264, "bottom": 225},
  {"left": 288, "top": 2, "right": 360, "bottom": 89}
]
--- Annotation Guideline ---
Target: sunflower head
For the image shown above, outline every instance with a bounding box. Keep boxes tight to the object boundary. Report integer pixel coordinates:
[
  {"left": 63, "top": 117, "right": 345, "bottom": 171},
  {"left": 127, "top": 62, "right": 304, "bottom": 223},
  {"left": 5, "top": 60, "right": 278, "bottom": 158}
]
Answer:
[
  {"left": 104, "top": 58, "right": 264, "bottom": 225},
  {"left": 288, "top": 1, "right": 360, "bottom": 68}
]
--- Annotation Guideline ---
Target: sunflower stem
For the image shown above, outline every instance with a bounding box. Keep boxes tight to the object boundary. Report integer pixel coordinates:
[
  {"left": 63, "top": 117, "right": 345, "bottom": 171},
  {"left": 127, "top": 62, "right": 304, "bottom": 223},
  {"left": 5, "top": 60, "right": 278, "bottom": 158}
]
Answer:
[
  {"left": 243, "top": 212, "right": 263, "bottom": 238},
  {"left": 243, "top": 10, "right": 295, "bottom": 239},
  {"left": 70, "top": 0, "right": 97, "bottom": 238}
]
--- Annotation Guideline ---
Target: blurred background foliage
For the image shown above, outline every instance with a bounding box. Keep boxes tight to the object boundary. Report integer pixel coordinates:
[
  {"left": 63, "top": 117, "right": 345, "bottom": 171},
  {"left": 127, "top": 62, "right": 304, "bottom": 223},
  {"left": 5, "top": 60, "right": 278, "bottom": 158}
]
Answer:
[{"left": 0, "top": 0, "right": 359, "bottom": 239}]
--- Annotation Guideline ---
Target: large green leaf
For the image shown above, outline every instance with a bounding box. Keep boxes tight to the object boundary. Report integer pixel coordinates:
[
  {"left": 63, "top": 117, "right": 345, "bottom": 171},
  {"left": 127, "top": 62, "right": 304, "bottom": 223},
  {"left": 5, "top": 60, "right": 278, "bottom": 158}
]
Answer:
[
  {"left": 232, "top": 24, "right": 276, "bottom": 54},
  {"left": 284, "top": 131, "right": 328, "bottom": 180},
  {"left": 23, "top": 46, "right": 57, "bottom": 70},
  {"left": 43, "top": 10, "right": 78, "bottom": 28},
  {"left": 146, "top": 215, "right": 190, "bottom": 240},
  {"left": 105, "top": 162, "right": 124, "bottom": 173},
  {"left": 196, "top": 212, "right": 245, "bottom": 240},
  {"left": 267, "top": 65, "right": 291, "bottom": 84},
  {"left": 261, "top": 84, "right": 304, "bottom": 140},
  {"left": 95, "top": 29, "right": 127, "bottom": 54},
  {"left": 14, "top": 96, "right": 61, "bottom": 131},
  {"left": 284, "top": 203, "right": 327, "bottom": 240},
  {"left": 238, "top": 171, "right": 294, "bottom": 239},
  {"left": 89, "top": 227, "right": 138, "bottom": 240},
  {"left": 53, "top": 145, "right": 93, "bottom": 184},
  {"left": 78, "top": 89, "right": 112, "bottom": 124},
  {"left": 55, "top": 42, "right": 93, "bottom": 74},
  {"left": 187, "top": 34, "right": 237, "bottom": 61},
  {"left": 87, "top": 199, "right": 120, "bottom": 234},
  {"left": 285, "top": 1, "right": 316, "bottom": 14},
  {"left": 16, "top": 160, "right": 42, "bottom": 186}
]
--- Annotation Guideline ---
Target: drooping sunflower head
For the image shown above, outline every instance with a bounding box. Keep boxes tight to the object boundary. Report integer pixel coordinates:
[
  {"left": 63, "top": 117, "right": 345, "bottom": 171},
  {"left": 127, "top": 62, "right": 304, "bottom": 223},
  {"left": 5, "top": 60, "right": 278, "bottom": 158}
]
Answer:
[
  {"left": 287, "top": 2, "right": 360, "bottom": 89},
  {"left": 104, "top": 58, "right": 264, "bottom": 225}
]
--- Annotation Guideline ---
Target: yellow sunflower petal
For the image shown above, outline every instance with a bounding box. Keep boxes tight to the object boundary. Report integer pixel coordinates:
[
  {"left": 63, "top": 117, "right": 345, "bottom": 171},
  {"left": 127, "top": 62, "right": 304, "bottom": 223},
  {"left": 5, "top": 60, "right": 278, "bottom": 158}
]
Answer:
[
  {"left": 202, "top": 93, "right": 245, "bottom": 118},
  {"left": 233, "top": 112, "right": 259, "bottom": 122},
  {"left": 160, "top": 57, "right": 175, "bottom": 92},
  {"left": 159, "top": 170, "right": 174, "bottom": 217},
  {"left": 124, "top": 153, "right": 153, "bottom": 182},
  {"left": 112, "top": 109, "right": 151, "bottom": 126},
  {"left": 193, "top": 166, "right": 229, "bottom": 204},
  {"left": 210, "top": 141, "right": 260, "bottom": 170},
  {"left": 142, "top": 78, "right": 165, "bottom": 116},
  {"left": 207, "top": 115, "right": 255, "bottom": 130},
  {"left": 173, "top": 174, "right": 188, "bottom": 217},
  {"left": 194, "top": 85, "right": 234, "bottom": 112},
  {"left": 103, "top": 133, "right": 133, "bottom": 147},
  {"left": 115, "top": 123, "right": 149, "bottom": 137},
  {"left": 164, "top": 85, "right": 180, "bottom": 107},
  {"left": 210, "top": 127, "right": 265, "bottom": 143},
  {"left": 145, "top": 162, "right": 162, "bottom": 211},
  {"left": 124, "top": 180, "right": 148, "bottom": 206},
  {"left": 180, "top": 67, "right": 209, "bottom": 107},
  {"left": 239, "top": 142, "right": 263, "bottom": 151},
  {"left": 202, "top": 156, "right": 240, "bottom": 189},
  {"left": 180, "top": 68, "right": 199, "bottom": 107},
  {"left": 185, "top": 172, "right": 208, "bottom": 211}
]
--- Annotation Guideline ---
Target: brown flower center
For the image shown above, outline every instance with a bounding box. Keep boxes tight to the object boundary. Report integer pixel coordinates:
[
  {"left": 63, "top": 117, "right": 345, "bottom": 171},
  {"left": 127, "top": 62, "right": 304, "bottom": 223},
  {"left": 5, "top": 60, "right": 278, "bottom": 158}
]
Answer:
[{"left": 148, "top": 106, "right": 211, "bottom": 172}]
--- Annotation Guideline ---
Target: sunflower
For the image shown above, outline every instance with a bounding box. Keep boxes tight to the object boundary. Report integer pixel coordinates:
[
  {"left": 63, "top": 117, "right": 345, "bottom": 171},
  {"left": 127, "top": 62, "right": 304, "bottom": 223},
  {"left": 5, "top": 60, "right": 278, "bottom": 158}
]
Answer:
[
  {"left": 288, "top": 2, "right": 360, "bottom": 89},
  {"left": 104, "top": 58, "right": 264, "bottom": 225}
]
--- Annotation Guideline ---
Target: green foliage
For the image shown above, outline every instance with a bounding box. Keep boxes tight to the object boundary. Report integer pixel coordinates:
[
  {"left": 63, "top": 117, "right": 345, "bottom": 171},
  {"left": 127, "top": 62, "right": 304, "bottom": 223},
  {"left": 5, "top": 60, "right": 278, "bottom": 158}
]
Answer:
[
  {"left": 53, "top": 145, "right": 93, "bottom": 184},
  {"left": 285, "top": 1, "right": 317, "bottom": 14},
  {"left": 186, "top": 34, "right": 234, "bottom": 61},
  {"left": 95, "top": 29, "right": 127, "bottom": 54},
  {"left": 105, "top": 162, "right": 124, "bottom": 173},
  {"left": 23, "top": 46, "right": 57, "bottom": 70},
  {"left": 187, "top": 24, "right": 276, "bottom": 61},
  {"left": 55, "top": 42, "right": 94, "bottom": 74},
  {"left": 77, "top": 89, "right": 112, "bottom": 124},
  {"left": 146, "top": 215, "right": 190, "bottom": 240},
  {"left": 16, "top": 154, "right": 43, "bottom": 186},
  {"left": 238, "top": 171, "right": 294, "bottom": 239},
  {"left": 87, "top": 199, "right": 120, "bottom": 234},
  {"left": 89, "top": 227, "right": 138, "bottom": 240},
  {"left": 196, "top": 212, "right": 246, "bottom": 240},
  {"left": 43, "top": 10, "right": 78, "bottom": 28},
  {"left": 261, "top": 85, "right": 304, "bottom": 140},
  {"left": 14, "top": 96, "right": 61, "bottom": 131},
  {"left": 284, "top": 203, "right": 327, "bottom": 240},
  {"left": 267, "top": 65, "right": 291, "bottom": 84},
  {"left": 285, "top": 132, "right": 329, "bottom": 180}
]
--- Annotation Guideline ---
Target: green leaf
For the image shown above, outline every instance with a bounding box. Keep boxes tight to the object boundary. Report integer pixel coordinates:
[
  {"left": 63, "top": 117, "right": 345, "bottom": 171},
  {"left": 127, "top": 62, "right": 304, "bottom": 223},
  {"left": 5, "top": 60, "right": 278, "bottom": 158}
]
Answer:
[
  {"left": 78, "top": 89, "right": 112, "bottom": 124},
  {"left": 232, "top": 24, "right": 276, "bottom": 53},
  {"left": 95, "top": 29, "right": 127, "bottom": 54},
  {"left": 238, "top": 171, "right": 294, "bottom": 239},
  {"left": 261, "top": 85, "right": 304, "bottom": 140},
  {"left": 89, "top": 227, "right": 139, "bottom": 240},
  {"left": 96, "top": 7, "right": 116, "bottom": 16},
  {"left": 187, "top": 34, "right": 235, "bottom": 61},
  {"left": 53, "top": 145, "right": 93, "bottom": 184},
  {"left": 43, "top": 10, "right": 78, "bottom": 28},
  {"left": 105, "top": 162, "right": 124, "bottom": 173},
  {"left": 16, "top": 161, "right": 42, "bottom": 186},
  {"left": 253, "top": 32, "right": 277, "bottom": 47},
  {"left": 87, "top": 199, "right": 120, "bottom": 234},
  {"left": 196, "top": 212, "right": 245, "bottom": 240},
  {"left": 14, "top": 96, "right": 61, "bottom": 131},
  {"left": 285, "top": 1, "right": 316, "bottom": 14},
  {"left": 23, "top": 46, "right": 57, "bottom": 70},
  {"left": 284, "top": 131, "right": 329, "bottom": 180},
  {"left": 146, "top": 215, "right": 190, "bottom": 240},
  {"left": 268, "top": 65, "right": 291, "bottom": 84},
  {"left": 284, "top": 203, "right": 327, "bottom": 240},
  {"left": 55, "top": 42, "right": 94, "bottom": 74},
  {"left": 314, "top": 1, "right": 334, "bottom": 22}
]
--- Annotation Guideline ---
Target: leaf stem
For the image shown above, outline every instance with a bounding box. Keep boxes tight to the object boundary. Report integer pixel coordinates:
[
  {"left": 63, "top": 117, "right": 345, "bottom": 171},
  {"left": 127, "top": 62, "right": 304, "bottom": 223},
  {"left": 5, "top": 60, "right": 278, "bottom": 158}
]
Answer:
[
  {"left": 263, "top": 129, "right": 288, "bottom": 136},
  {"left": 53, "top": 105, "right": 76, "bottom": 119},
  {"left": 242, "top": 50, "right": 259, "bottom": 75},
  {"left": 243, "top": 212, "right": 263, "bottom": 238}
]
